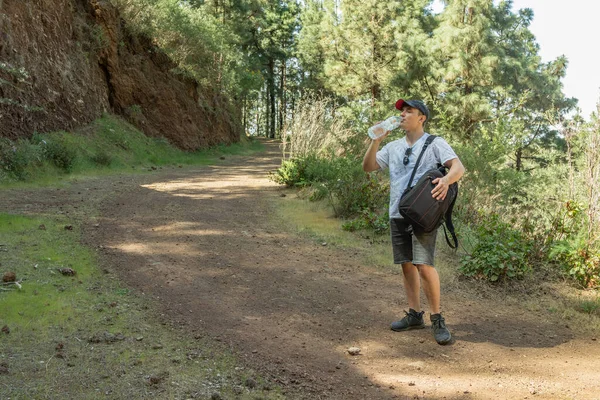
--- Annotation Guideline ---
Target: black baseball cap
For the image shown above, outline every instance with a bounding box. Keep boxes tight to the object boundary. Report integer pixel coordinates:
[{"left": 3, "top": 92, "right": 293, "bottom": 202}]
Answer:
[{"left": 395, "top": 99, "right": 430, "bottom": 121}]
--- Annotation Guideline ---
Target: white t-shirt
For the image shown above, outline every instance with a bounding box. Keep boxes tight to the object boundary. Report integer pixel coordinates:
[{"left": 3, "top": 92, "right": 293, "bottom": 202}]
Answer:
[{"left": 376, "top": 133, "right": 458, "bottom": 219}]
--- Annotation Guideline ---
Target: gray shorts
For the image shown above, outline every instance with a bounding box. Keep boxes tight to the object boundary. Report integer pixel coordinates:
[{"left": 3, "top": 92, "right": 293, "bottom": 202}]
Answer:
[{"left": 390, "top": 218, "right": 437, "bottom": 267}]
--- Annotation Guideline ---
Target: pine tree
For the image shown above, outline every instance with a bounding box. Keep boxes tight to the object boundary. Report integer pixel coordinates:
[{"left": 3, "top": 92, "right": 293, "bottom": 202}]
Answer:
[
  {"left": 314, "top": 0, "right": 432, "bottom": 116},
  {"left": 432, "top": 0, "right": 498, "bottom": 140},
  {"left": 296, "top": 0, "right": 328, "bottom": 93},
  {"left": 432, "top": 0, "right": 575, "bottom": 156}
]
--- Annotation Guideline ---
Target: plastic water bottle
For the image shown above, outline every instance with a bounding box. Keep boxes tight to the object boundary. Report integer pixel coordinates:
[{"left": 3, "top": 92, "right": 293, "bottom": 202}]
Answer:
[{"left": 368, "top": 116, "right": 402, "bottom": 139}]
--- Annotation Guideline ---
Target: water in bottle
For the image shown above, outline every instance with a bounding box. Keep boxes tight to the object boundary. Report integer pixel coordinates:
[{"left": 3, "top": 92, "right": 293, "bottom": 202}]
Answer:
[{"left": 368, "top": 116, "right": 402, "bottom": 139}]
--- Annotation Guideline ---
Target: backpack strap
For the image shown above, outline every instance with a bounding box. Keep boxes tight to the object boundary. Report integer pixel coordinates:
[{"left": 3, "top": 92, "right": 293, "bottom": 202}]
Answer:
[
  {"left": 442, "top": 185, "right": 459, "bottom": 249},
  {"left": 405, "top": 135, "right": 437, "bottom": 192}
]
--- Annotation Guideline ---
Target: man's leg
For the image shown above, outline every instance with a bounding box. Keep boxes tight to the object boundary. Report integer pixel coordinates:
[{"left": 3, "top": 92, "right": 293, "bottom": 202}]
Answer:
[
  {"left": 402, "top": 262, "right": 421, "bottom": 311},
  {"left": 391, "top": 264, "right": 425, "bottom": 331},
  {"left": 416, "top": 263, "right": 451, "bottom": 344},
  {"left": 390, "top": 220, "right": 425, "bottom": 331},
  {"left": 417, "top": 264, "right": 440, "bottom": 314},
  {"left": 412, "top": 228, "right": 452, "bottom": 345}
]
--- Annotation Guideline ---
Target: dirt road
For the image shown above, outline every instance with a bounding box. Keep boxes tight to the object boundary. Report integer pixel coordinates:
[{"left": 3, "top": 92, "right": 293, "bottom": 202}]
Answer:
[{"left": 7, "top": 140, "right": 600, "bottom": 399}]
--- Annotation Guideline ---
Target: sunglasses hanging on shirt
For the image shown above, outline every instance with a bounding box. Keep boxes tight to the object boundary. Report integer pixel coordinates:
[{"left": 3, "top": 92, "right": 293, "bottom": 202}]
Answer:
[{"left": 403, "top": 147, "right": 412, "bottom": 166}]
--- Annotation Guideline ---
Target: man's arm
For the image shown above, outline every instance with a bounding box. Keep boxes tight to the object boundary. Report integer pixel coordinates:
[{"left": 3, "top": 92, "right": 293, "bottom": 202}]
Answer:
[
  {"left": 431, "top": 157, "right": 465, "bottom": 200},
  {"left": 362, "top": 132, "right": 390, "bottom": 172},
  {"left": 443, "top": 157, "right": 465, "bottom": 185}
]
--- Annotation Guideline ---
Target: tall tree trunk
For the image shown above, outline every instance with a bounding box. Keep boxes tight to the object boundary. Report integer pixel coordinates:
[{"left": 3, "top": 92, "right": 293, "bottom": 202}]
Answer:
[
  {"left": 268, "top": 58, "right": 276, "bottom": 138},
  {"left": 242, "top": 94, "right": 247, "bottom": 135},
  {"left": 256, "top": 98, "right": 261, "bottom": 137},
  {"left": 467, "top": 7, "right": 474, "bottom": 24},
  {"left": 279, "top": 59, "right": 286, "bottom": 137},
  {"left": 371, "top": 83, "right": 381, "bottom": 106},
  {"left": 370, "top": 26, "right": 381, "bottom": 109},
  {"left": 264, "top": 83, "right": 270, "bottom": 138},
  {"left": 515, "top": 147, "right": 523, "bottom": 172},
  {"left": 291, "top": 92, "right": 296, "bottom": 121}
]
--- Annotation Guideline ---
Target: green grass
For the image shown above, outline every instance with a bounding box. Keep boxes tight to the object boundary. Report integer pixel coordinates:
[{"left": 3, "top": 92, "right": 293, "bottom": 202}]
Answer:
[
  {"left": 0, "top": 215, "right": 96, "bottom": 324},
  {"left": 574, "top": 296, "right": 600, "bottom": 316},
  {"left": 0, "top": 213, "right": 283, "bottom": 399},
  {"left": 0, "top": 114, "right": 264, "bottom": 187}
]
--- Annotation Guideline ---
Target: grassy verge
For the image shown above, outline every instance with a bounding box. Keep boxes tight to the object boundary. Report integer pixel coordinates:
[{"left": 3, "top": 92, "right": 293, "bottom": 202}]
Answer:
[
  {"left": 0, "top": 114, "right": 264, "bottom": 187},
  {"left": 272, "top": 188, "right": 394, "bottom": 270}
]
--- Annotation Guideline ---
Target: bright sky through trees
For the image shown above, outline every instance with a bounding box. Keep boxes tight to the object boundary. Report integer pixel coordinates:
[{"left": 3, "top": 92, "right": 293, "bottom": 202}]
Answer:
[{"left": 431, "top": 0, "right": 600, "bottom": 119}]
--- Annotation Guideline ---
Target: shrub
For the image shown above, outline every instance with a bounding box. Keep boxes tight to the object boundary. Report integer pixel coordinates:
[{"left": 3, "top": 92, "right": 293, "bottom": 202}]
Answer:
[
  {"left": 0, "top": 138, "right": 44, "bottom": 181},
  {"left": 460, "top": 213, "right": 533, "bottom": 282},
  {"left": 41, "top": 137, "right": 77, "bottom": 172},
  {"left": 270, "top": 153, "right": 347, "bottom": 188},
  {"left": 575, "top": 298, "right": 600, "bottom": 315},
  {"left": 271, "top": 153, "right": 390, "bottom": 228},
  {"left": 281, "top": 96, "right": 354, "bottom": 160},
  {"left": 90, "top": 151, "right": 113, "bottom": 167},
  {"left": 326, "top": 161, "right": 388, "bottom": 218},
  {"left": 307, "top": 183, "right": 328, "bottom": 201},
  {"left": 270, "top": 158, "right": 311, "bottom": 187},
  {"left": 342, "top": 209, "right": 390, "bottom": 234},
  {"left": 273, "top": 93, "right": 393, "bottom": 227},
  {"left": 0, "top": 138, "right": 27, "bottom": 180},
  {"left": 549, "top": 235, "right": 600, "bottom": 289}
]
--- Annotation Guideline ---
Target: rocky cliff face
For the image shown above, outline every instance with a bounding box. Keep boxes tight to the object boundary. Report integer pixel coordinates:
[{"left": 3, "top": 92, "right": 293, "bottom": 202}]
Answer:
[{"left": 0, "top": 0, "right": 240, "bottom": 150}]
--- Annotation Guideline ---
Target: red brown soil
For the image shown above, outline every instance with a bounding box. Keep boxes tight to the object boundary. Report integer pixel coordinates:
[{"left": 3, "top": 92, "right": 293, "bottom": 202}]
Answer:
[
  {"left": 3, "top": 140, "right": 600, "bottom": 399},
  {"left": 1, "top": 0, "right": 238, "bottom": 149}
]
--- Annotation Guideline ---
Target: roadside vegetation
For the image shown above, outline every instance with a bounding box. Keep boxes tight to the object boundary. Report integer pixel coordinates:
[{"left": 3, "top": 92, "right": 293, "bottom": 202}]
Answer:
[
  {"left": 271, "top": 97, "right": 600, "bottom": 293},
  {"left": 0, "top": 114, "right": 263, "bottom": 186}
]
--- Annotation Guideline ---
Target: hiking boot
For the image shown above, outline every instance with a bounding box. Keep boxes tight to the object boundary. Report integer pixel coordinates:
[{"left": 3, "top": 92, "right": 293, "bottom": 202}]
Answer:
[
  {"left": 430, "top": 313, "right": 452, "bottom": 345},
  {"left": 391, "top": 309, "right": 425, "bottom": 331}
]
